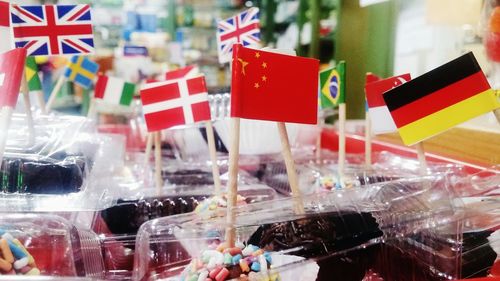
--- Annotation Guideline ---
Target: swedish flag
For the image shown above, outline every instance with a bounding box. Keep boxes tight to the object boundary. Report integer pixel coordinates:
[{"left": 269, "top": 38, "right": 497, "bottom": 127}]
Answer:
[{"left": 64, "top": 56, "right": 99, "bottom": 89}]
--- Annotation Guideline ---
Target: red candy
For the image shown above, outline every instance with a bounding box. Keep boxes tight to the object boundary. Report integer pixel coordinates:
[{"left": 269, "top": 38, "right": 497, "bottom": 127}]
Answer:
[
  {"left": 209, "top": 266, "right": 222, "bottom": 279},
  {"left": 215, "top": 267, "right": 229, "bottom": 281}
]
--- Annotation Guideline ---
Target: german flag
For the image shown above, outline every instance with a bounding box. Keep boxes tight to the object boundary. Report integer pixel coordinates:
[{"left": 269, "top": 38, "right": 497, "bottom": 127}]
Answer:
[{"left": 383, "top": 52, "right": 500, "bottom": 146}]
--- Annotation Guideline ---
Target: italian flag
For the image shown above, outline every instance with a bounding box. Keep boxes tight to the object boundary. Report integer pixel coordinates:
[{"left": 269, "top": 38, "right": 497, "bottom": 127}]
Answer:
[{"left": 94, "top": 75, "right": 135, "bottom": 106}]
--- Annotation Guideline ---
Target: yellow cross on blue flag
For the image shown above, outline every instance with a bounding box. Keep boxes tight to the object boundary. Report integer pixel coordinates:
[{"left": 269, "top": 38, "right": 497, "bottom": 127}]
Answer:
[{"left": 64, "top": 56, "right": 99, "bottom": 89}]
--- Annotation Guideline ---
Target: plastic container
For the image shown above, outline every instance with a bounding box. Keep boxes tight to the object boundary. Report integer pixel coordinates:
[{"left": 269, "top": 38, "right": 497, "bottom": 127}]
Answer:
[
  {"left": 0, "top": 115, "right": 126, "bottom": 212},
  {"left": 132, "top": 176, "right": 462, "bottom": 281},
  {"left": 261, "top": 150, "right": 466, "bottom": 195},
  {"left": 95, "top": 184, "right": 277, "bottom": 236},
  {"left": 0, "top": 213, "right": 104, "bottom": 278}
]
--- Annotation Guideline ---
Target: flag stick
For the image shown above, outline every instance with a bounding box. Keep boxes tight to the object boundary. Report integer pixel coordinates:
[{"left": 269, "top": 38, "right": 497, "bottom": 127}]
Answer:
[
  {"left": 20, "top": 75, "right": 35, "bottom": 145},
  {"left": 154, "top": 131, "right": 163, "bottom": 192},
  {"left": 205, "top": 120, "right": 222, "bottom": 196},
  {"left": 46, "top": 76, "right": 66, "bottom": 112},
  {"left": 415, "top": 141, "right": 428, "bottom": 176},
  {"left": 277, "top": 122, "right": 305, "bottom": 214},
  {"left": 144, "top": 132, "right": 153, "bottom": 166},
  {"left": 494, "top": 108, "right": 500, "bottom": 124},
  {"left": 87, "top": 98, "right": 96, "bottom": 119},
  {"left": 36, "top": 91, "right": 47, "bottom": 114},
  {"left": 315, "top": 117, "right": 323, "bottom": 163},
  {"left": 365, "top": 110, "right": 372, "bottom": 168},
  {"left": 0, "top": 106, "right": 14, "bottom": 166},
  {"left": 338, "top": 103, "right": 346, "bottom": 184},
  {"left": 225, "top": 117, "right": 240, "bottom": 247}
]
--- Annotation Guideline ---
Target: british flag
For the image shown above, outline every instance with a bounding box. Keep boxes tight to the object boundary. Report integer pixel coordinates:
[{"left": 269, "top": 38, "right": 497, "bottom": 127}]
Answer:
[
  {"left": 216, "top": 7, "right": 260, "bottom": 64},
  {"left": 10, "top": 4, "right": 94, "bottom": 56}
]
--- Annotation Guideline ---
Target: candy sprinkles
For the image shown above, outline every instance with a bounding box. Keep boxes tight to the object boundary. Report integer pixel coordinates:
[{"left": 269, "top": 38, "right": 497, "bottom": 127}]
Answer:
[
  {"left": 182, "top": 244, "right": 278, "bottom": 281},
  {"left": 0, "top": 231, "right": 40, "bottom": 276}
]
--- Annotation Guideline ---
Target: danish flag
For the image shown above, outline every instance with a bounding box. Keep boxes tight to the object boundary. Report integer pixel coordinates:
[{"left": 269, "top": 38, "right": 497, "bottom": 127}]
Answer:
[
  {"left": 140, "top": 76, "right": 211, "bottom": 132},
  {"left": 10, "top": 4, "right": 94, "bottom": 56}
]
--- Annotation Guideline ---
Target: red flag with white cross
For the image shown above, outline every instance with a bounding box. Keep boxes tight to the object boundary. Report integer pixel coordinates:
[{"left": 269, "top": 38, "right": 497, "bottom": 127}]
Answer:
[{"left": 140, "top": 75, "right": 211, "bottom": 132}]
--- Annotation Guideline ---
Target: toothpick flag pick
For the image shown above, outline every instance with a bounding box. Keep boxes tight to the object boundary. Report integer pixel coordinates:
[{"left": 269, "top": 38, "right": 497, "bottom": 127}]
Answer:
[
  {"left": 10, "top": 4, "right": 95, "bottom": 56},
  {"left": 0, "top": 48, "right": 27, "bottom": 164},
  {"left": 383, "top": 52, "right": 500, "bottom": 146},
  {"left": 46, "top": 56, "right": 99, "bottom": 112},
  {"left": 216, "top": 7, "right": 260, "bottom": 64},
  {"left": 366, "top": 74, "right": 411, "bottom": 135},
  {"left": 364, "top": 72, "right": 381, "bottom": 167},
  {"left": 141, "top": 75, "right": 213, "bottom": 192},
  {"left": 226, "top": 44, "right": 319, "bottom": 245},
  {"left": 320, "top": 62, "right": 347, "bottom": 181}
]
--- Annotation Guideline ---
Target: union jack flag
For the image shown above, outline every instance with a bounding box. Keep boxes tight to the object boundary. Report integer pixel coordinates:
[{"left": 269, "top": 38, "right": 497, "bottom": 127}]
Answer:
[
  {"left": 216, "top": 7, "right": 260, "bottom": 64},
  {"left": 10, "top": 4, "right": 94, "bottom": 56}
]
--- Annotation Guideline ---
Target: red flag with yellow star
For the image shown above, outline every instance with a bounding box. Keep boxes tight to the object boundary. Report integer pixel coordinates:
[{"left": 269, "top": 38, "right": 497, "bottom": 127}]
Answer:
[{"left": 230, "top": 44, "right": 319, "bottom": 124}]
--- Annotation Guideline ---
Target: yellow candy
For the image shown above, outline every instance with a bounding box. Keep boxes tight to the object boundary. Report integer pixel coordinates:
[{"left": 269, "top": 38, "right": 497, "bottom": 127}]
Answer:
[
  {"left": 26, "top": 267, "right": 40, "bottom": 275},
  {"left": 252, "top": 249, "right": 264, "bottom": 256},
  {"left": 239, "top": 259, "right": 250, "bottom": 272}
]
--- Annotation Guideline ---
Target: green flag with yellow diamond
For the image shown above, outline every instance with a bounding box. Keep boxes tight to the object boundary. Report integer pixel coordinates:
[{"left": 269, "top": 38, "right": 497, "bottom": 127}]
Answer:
[
  {"left": 319, "top": 61, "right": 346, "bottom": 109},
  {"left": 25, "top": 56, "right": 42, "bottom": 92}
]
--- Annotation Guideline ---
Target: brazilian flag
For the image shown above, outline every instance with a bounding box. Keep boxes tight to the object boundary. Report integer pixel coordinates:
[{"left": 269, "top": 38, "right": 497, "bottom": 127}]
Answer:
[
  {"left": 25, "top": 57, "right": 42, "bottom": 92},
  {"left": 319, "top": 61, "right": 346, "bottom": 109}
]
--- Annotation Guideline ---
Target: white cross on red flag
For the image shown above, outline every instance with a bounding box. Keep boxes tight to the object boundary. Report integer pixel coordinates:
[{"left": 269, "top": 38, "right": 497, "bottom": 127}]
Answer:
[{"left": 140, "top": 75, "right": 212, "bottom": 132}]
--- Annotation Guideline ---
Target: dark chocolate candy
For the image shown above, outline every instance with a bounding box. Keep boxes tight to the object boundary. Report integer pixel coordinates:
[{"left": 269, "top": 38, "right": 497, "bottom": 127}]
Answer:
[
  {"left": 0, "top": 157, "right": 84, "bottom": 194},
  {"left": 247, "top": 211, "right": 383, "bottom": 281},
  {"left": 99, "top": 195, "right": 209, "bottom": 235},
  {"left": 247, "top": 212, "right": 383, "bottom": 257},
  {"left": 161, "top": 169, "right": 214, "bottom": 186}
]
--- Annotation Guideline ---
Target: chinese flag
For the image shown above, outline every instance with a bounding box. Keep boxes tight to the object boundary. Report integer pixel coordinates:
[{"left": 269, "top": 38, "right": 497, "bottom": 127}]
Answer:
[
  {"left": 0, "top": 48, "right": 27, "bottom": 108},
  {"left": 230, "top": 44, "right": 319, "bottom": 124}
]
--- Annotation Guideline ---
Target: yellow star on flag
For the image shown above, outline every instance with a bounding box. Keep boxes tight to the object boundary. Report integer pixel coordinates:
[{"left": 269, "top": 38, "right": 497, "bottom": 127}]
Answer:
[{"left": 238, "top": 58, "right": 249, "bottom": 75}]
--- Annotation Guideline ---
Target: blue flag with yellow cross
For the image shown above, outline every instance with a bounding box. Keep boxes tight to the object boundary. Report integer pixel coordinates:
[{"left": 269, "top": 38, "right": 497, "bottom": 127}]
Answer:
[{"left": 64, "top": 56, "right": 99, "bottom": 89}]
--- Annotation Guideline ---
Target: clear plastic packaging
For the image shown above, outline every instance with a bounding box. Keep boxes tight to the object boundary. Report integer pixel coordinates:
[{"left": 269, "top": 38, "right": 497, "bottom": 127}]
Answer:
[
  {"left": 0, "top": 213, "right": 104, "bottom": 278},
  {"left": 133, "top": 176, "right": 464, "bottom": 281},
  {"left": 261, "top": 150, "right": 466, "bottom": 195},
  {"left": 95, "top": 184, "right": 277, "bottom": 236},
  {"left": 0, "top": 115, "right": 127, "bottom": 211}
]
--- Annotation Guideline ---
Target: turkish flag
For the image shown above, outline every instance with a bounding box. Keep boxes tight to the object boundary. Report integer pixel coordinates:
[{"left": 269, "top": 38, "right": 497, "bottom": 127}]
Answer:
[
  {"left": 140, "top": 75, "right": 211, "bottom": 132},
  {"left": 230, "top": 44, "right": 319, "bottom": 124},
  {"left": 0, "top": 48, "right": 26, "bottom": 108}
]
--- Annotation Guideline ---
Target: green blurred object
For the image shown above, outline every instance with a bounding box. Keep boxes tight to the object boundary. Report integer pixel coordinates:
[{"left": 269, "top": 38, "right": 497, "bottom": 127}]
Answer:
[
  {"left": 335, "top": 0, "right": 397, "bottom": 119},
  {"left": 262, "top": 0, "right": 277, "bottom": 44},
  {"left": 309, "top": 0, "right": 321, "bottom": 58}
]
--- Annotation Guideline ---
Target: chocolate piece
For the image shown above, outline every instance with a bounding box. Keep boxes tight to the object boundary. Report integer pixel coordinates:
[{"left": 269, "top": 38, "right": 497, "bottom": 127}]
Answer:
[
  {"left": 99, "top": 196, "right": 209, "bottom": 235},
  {"left": 248, "top": 212, "right": 383, "bottom": 257},
  {"left": 1, "top": 157, "right": 84, "bottom": 194},
  {"left": 247, "top": 212, "right": 383, "bottom": 281},
  {"left": 162, "top": 169, "right": 214, "bottom": 185}
]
